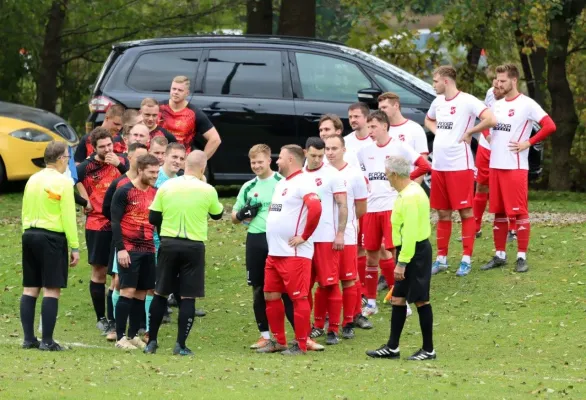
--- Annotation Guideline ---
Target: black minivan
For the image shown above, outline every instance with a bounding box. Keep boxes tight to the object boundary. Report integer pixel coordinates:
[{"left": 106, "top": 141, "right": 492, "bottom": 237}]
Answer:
[{"left": 87, "top": 35, "right": 543, "bottom": 184}]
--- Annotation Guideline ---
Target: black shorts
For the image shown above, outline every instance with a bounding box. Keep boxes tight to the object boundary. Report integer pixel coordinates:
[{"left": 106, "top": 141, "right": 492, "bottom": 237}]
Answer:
[
  {"left": 22, "top": 228, "right": 69, "bottom": 289},
  {"left": 246, "top": 232, "right": 268, "bottom": 287},
  {"left": 156, "top": 238, "right": 205, "bottom": 298},
  {"left": 85, "top": 229, "right": 112, "bottom": 266},
  {"left": 118, "top": 251, "right": 156, "bottom": 290},
  {"left": 393, "top": 240, "right": 432, "bottom": 303}
]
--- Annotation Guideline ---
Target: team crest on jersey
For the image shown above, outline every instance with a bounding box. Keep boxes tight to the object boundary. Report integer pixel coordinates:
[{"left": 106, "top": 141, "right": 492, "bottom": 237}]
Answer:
[
  {"left": 315, "top": 178, "right": 322, "bottom": 186},
  {"left": 385, "top": 155, "right": 390, "bottom": 159},
  {"left": 508, "top": 109, "right": 515, "bottom": 117},
  {"left": 450, "top": 106, "right": 456, "bottom": 115},
  {"left": 399, "top": 134, "right": 405, "bottom": 141},
  {"left": 282, "top": 188, "right": 288, "bottom": 196}
]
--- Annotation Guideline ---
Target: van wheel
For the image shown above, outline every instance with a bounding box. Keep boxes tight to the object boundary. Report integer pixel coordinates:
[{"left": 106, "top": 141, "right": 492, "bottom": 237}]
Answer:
[{"left": 0, "top": 157, "right": 6, "bottom": 187}]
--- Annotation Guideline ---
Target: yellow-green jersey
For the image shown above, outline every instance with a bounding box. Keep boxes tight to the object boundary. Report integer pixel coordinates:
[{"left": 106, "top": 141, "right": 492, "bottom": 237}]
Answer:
[
  {"left": 22, "top": 168, "right": 79, "bottom": 249},
  {"left": 149, "top": 175, "right": 223, "bottom": 242},
  {"left": 391, "top": 182, "right": 431, "bottom": 264}
]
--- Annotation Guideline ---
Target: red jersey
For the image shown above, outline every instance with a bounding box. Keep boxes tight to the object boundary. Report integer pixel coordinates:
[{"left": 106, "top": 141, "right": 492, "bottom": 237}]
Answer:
[{"left": 159, "top": 104, "right": 214, "bottom": 154}]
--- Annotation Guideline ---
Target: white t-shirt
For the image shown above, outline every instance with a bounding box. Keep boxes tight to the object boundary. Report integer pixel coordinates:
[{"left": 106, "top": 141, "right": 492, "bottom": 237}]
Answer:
[
  {"left": 333, "top": 163, "right": 368, "bottom": 245},
  {"left": 427, "top": 91, "right": 488, "bottom": 171},
  {"left": 479, "top": 88, "right": 495, "bottom": 150},
  {"left": 266, "top": 171, "right": 319, "bottom": 259},
  {"left": 357, "top": 137, "right": 421, "bottom": 212},
  {"left": 303, "top": 164, "right": 346, "bottom": 243},
  {"left": 388, "top": 119, "right": 429, "bottom": 154},
  {"left": 490, "top": 94, "right": 547, "bottom": 170}
]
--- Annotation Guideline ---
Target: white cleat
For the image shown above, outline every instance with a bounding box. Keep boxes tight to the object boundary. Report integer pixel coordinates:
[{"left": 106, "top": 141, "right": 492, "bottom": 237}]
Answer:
[{"left": 362, "top": 304, "right": 379, "bottom": 317}]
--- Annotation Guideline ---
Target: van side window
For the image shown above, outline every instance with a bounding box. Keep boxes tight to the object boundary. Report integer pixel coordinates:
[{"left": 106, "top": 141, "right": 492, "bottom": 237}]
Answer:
[
  {"left": 372, "top": 73, "right": 425, "bottom": 106},
  {"left": 127, "top": 51, "right": 201, "bottom": 92}
]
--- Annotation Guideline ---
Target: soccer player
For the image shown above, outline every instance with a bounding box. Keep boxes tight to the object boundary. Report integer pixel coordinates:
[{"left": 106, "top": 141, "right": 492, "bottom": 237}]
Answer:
[
  {"left": 324, "top": 135, "right": 368, "bottom": 339},
  {"left": 149, "top": 136, "right": 168, "bottom": 166},
  {"left": 231, "top": 144, "right": 296, "bottom": 350},
  {"left": 480, "top": 63, "right": 556, "bottom": 273},
  {"left": 424, "top": 65, "right": 497, "bottom": 277},
  {"left": 124, "top": 123, "right": 150, "bottom": 148},
  {"left": 356, "top": 111, "right": 430, "bottom": 317},
  {"left": 75, "top": 105, "right": 125, "bottom": 164},
  {"left": 76, "top": 128, "right": 128, "bottom": 334},
  {"left": 110, "top": 154, "right": 159, "bottom": 349},
  {"left": 304, "top": 137, "right": 348, "bottom": 345},
  {"left": 160, "top": 76, "right": 221, "bottom": 157},
  {"left": 145, "top": 151, "right": 224, "bottom": 355},
  {"left": 20, "top": 141, "right": 80, "bottom": 351},
  {"left": 317, "top": 114, "right": 359, "bottom": 169},
  {"left": 261, "top": 145, "right": 322, "bottom": 355},
  {"left": 366, "top": 156, "right": 436, "bottom": 361},
  {"left": 140, "top": 97, "right": 177, "bottom": 143},
  {"left": 156, "top": 143, "right": 186, "bottom": 186}
]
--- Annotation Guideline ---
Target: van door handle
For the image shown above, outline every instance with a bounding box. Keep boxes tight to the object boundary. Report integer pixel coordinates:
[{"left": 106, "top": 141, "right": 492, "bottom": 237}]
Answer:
[
  {"left": 202, "top": 107, "right": 226, "bottom": 113},
  {"left": 303, "top": 112, "right": 321, "bottom": 122}
]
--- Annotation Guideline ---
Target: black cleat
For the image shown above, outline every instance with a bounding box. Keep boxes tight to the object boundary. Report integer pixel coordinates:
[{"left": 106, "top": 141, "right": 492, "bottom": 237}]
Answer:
[
  {"left": 195, "top": 308, "right": 206, "bottom": 317},
  {"left": 39, "top": 341, "right": 64, "bottom": 351},
  {"left": 22, "top": 338, "right": 41, "bottom": 349},
  {"left": 361, "top": 295, "right": 368, "bottom": 307},
  {"left": 480, "top": 255, "right": 507, "bottom": 271},
  {"left": 507, "top": 230, "right": 517, "bottom": 242},
  {"left": 167, "top": 294, "right": 178, "bottom": 307},
  {"left": 309, "top": 327, "right": 325, "bottom": 339},
  {"left": 172, "top": 343, "right": 194, "bottom": 356},
  {"left": 353, "top": 314, "right": 373, "bottom": 329},
  {"left": 408, "top": 348, "right": 437, "bottom": 361},
  {"left": 144, "top": 340, "right": 158, "bottom": 354},
  {"left": 366, "top": 344, "right": 400, "bottom": 359},
  {"left": 325, "top": 331, "right": 340, "bottom": 345},
  {"left": 341, "top": 324, "right": 355, "bottom": 339},
  {"left": 515, "top": 257, "right": 529, "bottom": 273},
  {"left": 281, "top": 342, "right": 306, "bottom": 356},
  {"left": 97, "top": 317, "right": 109, "bottom": 335}
]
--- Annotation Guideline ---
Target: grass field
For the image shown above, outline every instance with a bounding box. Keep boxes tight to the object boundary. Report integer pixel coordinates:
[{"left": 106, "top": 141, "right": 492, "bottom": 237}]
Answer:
[{"left": 0, "top": 189, "right": 585, "bottom": 399}]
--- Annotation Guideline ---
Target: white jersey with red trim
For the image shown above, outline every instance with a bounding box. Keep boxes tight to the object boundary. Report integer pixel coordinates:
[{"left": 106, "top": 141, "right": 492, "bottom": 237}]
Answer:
[
  {"left": 335, "top": 163, "right": 368, "bottom": 245},
  {"left": 344, "top": 131, "right": 373, "bottom": 155},
  {"left": 490, "top": 94, "right": 547, "bottom": 170},
  {"left": 357, "top": 137, "right": 420, "bottom": 212},
  {"left": 388, "top": 119, "right": 429, "bottom": 154},
  {"left": 303, "top": 163, "right": 346, "bottom": 243},
  {"left": 479, "top": 88, "right": 495, "bottom": 150},
  {"left": 266, "top": 171, "right": 319, "bottom": 259},
  {"left": 427, "top": 91, "right": 487, "bottom": 171}
]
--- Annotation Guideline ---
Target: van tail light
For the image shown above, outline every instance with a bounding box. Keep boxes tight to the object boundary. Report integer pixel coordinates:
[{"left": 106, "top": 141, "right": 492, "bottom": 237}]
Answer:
[{"left": 89, "top": 96, "right": 114, "bottom": 113}]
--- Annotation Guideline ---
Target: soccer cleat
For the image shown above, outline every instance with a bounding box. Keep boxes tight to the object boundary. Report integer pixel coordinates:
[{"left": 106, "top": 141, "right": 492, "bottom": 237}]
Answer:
[
  {"left": 341, "top": 324, "right": 355, "bottom": 339},
  {"left": 167, "top": 294, "right": 178, "bottom": 307},
  {"left": 115, "top": 337, "right": 137, "bottom": 350},
  {"left": 408, "top": 348, "right": 437, "bottom": 361},
  {"left": 137, "top": 328, "right": 146, "bottom": 336},
  {"left": 455, "top": 261, "right": 472, "bottom": 276},
  {"left": 325, "top": 331, "right": 340, "bottom": 345},
  {"left": 309, "top": 327, "right": 325, "bottom": 339},
  {"left": 480, "top": 256, "right": 507, "bottom": 271},
  {"left": 143, "top": 340, "right": 158, "bottom": 354},
  {"left": 507, "top": 230, "right": 517, "bottom": 242},
  {"left": 173, "top": 343, "right": 194, "bottom": 356},
  {"left": 250, "top": 337, "right": 271, "bottom": 350},
  {"left": 366, "top": 344, "right": 400, "bottom": 359},
  {"left": 281, "top": 342, "right": 306, "bottom": 356},
  {"left": 361, "top": 295, "right": 368, "bottom": 307},
  {"left": 39, "top": 341, "right": 64, "bottom": 351},
  {"left": 377, "top": 276, "right": 388, "bottom": 292},
  {"left": 515, "top": 257, "right": 529, "bottom": 273},
  {"left": 306, "top": 338, "right": 325, "bottom": 351},
  {"left": 353, "top": 314, "right": 373, "bottom": 329},
  {"left": 162, "top": 313, "right": 172, "bottom": 324},
  {"left": 96, "top": 317, "right": 109, "bottom": 334},
  {"left": 22, "top": 338, "right": 41, "bottom": 349},
  {"left": 256, "top": 339, "right": 288, "bottom": 353},
  {"left": 195, "top": 308, "right": 207, "bottom": 317},
  {"left": 362, "top": 304, "right": 378, "bottom": 317},
  {"left": 431, "top": 260, "right": 449, "bottom": 275},
  {"left": 128, "top": 336, "right": 146, "bottom": 350},
  {"left": 141, "top": 332, "right": 149, "bottom": 344},
  {"left": 105, "top": 321, "right": 116, "bottom": 341}
]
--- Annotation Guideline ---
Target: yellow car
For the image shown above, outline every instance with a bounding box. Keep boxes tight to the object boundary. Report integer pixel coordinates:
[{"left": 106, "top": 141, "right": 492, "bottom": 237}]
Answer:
[{"left": 0, "top": 101, "right": 79, "bottom": 185}]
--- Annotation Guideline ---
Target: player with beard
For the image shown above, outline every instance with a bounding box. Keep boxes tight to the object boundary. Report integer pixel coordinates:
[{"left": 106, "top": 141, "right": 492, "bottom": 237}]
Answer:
[
  {"left": 324, "top": 135, "right": 368, "bottom": 340},
  {"left": 149, "top": 137, "right": 168, "bottom": 166},
  {"left": 159, "top": 76, "right": 221, "bottom": 157},
  {"left": 480, "top": 63, "right": 556, "bottom": 273},
  {"left": 75, "top": 105, "right": 125, "bottom": 164},
  {"left": 110, "top": 154, "right": 159, "bottom": 349},
  {"left": 76, "top": 128, "right": 129, "bottom": 334},
  {"left": 140, "top": 97, "right": 177, "bottom": 144},
  {"left": 356, "top": 111, "right": 430, "bottom": 317},
  {"left": 425, "top": 66, "right": 496, "bottom": 277}
]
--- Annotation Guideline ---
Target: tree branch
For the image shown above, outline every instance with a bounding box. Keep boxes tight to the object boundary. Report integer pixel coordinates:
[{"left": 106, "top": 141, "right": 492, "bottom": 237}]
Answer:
[{"left": 59, "top": 0, "right": 140, "bottom": 38}]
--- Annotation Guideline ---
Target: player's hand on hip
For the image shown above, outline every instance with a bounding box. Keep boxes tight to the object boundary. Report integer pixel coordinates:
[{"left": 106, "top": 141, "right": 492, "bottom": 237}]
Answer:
[
  {"left": 459, "top": 130, "right": 473, "bottom": 144},
  {"left": 508, "top": 140, "right": 531, "bottom": 153},
  {"left": 394, "top": 263, "right": 406, "bottom": 281},
  {"left": 118, "top": 250, "right": 131, "bottom": 268},
  {"left": 333, "top": 233, "right": 344, "bottom": 251},
  {"left": 288, "top": 236, "right": 306, "bottom": 247},
  {"left": 70, "top": 250, "right": 80, "bottom": 267}
]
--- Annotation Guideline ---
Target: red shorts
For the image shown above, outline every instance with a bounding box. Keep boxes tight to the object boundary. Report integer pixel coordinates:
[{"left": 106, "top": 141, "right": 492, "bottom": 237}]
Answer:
[
  {"left": 264, "top": 256, "right": 311, "bottom": 299},
  {"left": 475, "top": 146, "right": 491, "bottom": 185},
  {"left": 311, "top": 242, "right": 340, "bottom": 287},
  {"left": 338, "top": 245, "right": 357, "bottom": 281},
  {"left": 488, "top": 169, "right": 528, "bottom": 215},
  {"left": 430, "top": 169, "right": 474, "bottom": 210},
  {"left": 362, "top": 211, "right": 393, "bottom": 251}
]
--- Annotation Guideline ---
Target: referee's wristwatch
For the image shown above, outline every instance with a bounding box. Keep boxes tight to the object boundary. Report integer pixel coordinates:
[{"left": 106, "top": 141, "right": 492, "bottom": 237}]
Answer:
[
  {"left": 71, "top": 248, "right": 79, "bottom": 253},
  {"left": 397, "top": 262, "right": 407, "bottom": 269}
]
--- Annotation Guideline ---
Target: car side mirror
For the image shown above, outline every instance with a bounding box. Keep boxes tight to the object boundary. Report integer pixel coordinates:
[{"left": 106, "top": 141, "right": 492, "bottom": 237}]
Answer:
[{"left": 357, "top": 88, "right": 382, "bottom": 109}]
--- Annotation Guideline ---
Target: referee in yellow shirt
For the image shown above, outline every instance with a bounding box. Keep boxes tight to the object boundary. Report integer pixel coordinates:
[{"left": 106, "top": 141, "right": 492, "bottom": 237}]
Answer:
[
  {"left": 20, "top": 141, "right": 80, "bottom": 351},
  {"left": 366, "top": 156, "right": 436, "bottom": 361}
]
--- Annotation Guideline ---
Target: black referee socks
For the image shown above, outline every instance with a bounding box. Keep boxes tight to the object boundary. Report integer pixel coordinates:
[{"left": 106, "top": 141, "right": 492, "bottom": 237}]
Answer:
[
  {"left": 417, "top": 304, "right": 434, "bottom": 353},
  {"left": 41, "top": 297, "right": 59, "bottom": 344},
  {"left": 20, "top": 295, "right": 37, "bottom": 342},
  {"left": 177, "top": 298, "right": 195, "bottom": 348},
  {"left": 387, "top": 304, "right": 407, "bottom": 350}
]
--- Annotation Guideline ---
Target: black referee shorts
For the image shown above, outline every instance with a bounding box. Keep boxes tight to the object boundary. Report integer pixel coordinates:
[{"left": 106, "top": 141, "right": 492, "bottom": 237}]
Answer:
[
  {"left": 155, "top": 238, "right": 205, "bottom": 298},
  {"left": 85, "top": 229, "right": 112, "bottom": 266},
  {"left": 22, "top": 228, "right": 69, "bottom": 289},
  {"left": 393, "top": 239, "right": 432, "bottom": 303},
  {"left": 118, "top": 251, "right": 156, "bottom": 291},
  {"left": 246, "top": 232, "right": 268, "bottom": 287}
]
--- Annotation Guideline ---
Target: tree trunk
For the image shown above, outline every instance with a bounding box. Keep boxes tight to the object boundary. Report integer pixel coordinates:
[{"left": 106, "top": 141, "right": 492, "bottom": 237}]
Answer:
[
  {"left": 246, "top": 0, "right": 273, "bottom": 34},
  {"left": 545, "top": 0, "right": 585, "bottom": 191},
  {"left": 528, "top": 46, "right": 547, "bottom": 107},
  {"left": 459, "top": 44, "right": 482, "bottom": 93},
  {"left": 278, "top": 0, "right": 316, "bottom": 37},
  {"left": 36, "top": 0, "right": 68, "bottom": 112}
]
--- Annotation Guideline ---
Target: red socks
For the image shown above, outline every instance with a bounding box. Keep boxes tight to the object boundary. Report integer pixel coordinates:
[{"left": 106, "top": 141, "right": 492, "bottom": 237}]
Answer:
[
  {"left": 473, "top": 192, "right": 488, "bottom": 233},
  {"left": 509, "top": 217, "right": 517, "bottom": 232},
  {"left": 327, "top": 285, "right": 342, "bottom": 333},
  {"left": 293, "top": 298, "right": 310, "bottom": 352},
  {"left": 493, "top": 213, "right": 509, "bottom": 252},
  {"left": 353, "top": 280, "right": 363, "bottom": 316},
  {"left": 379, "top": 258, "right": 396, "bottom": 287},
  {"left": 516, "top": 214, "right": 530, "bottom": 253},
  {"left": 265, "top": 298, "right": 286, "bottom": 346},
  {"left": 357, "top": 256, "right": 366, "bottom": 295},
  {"left": 312, "top": 286, "right": 327, "bottom": 329},
  {"left": 364, "top": 265, "right": 378, "bottom": 300},
  {"left": 343, "top": 284, "right": 357, "bottom": 326},
  {"left": 461, "top": 217, "right": 476, "bottom": 257},
  {"left": 436, "top": 220, "right": 452, "bottom": 257}
]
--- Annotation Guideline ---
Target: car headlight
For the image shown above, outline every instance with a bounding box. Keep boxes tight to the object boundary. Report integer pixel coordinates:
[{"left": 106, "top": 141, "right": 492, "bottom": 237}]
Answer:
[{"left": 10, "top": 128, "right": 53, "bottom": 142}]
